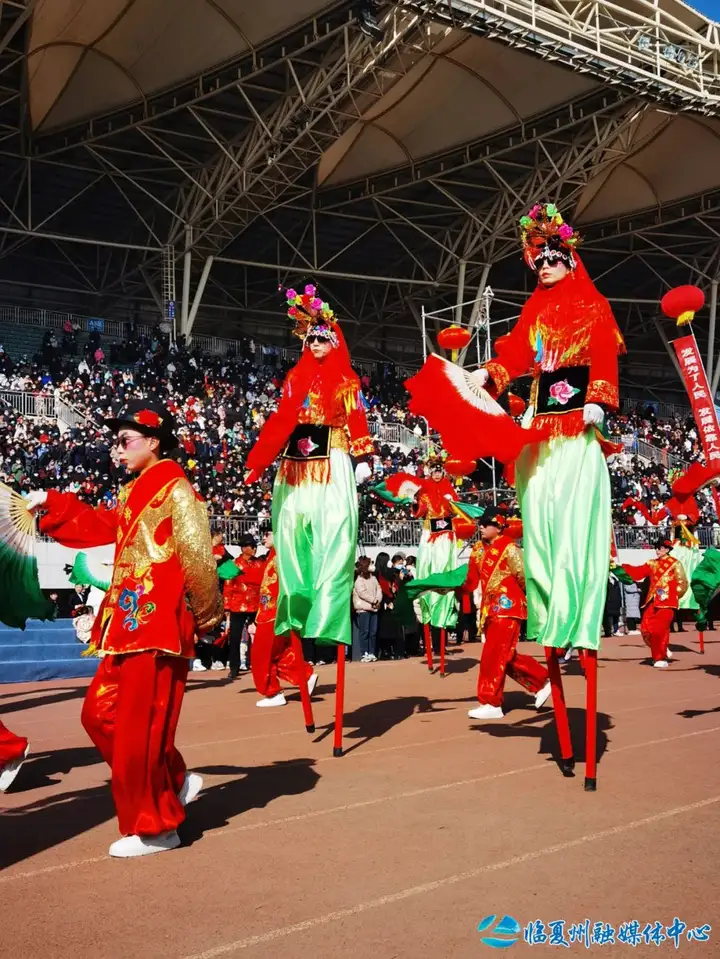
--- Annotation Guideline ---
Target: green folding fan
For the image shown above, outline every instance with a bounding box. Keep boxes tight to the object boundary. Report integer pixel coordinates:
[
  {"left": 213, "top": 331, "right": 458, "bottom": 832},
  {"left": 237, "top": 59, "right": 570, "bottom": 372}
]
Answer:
[{"left": 0, "top": 482, "right": 55, "bottom": 629}]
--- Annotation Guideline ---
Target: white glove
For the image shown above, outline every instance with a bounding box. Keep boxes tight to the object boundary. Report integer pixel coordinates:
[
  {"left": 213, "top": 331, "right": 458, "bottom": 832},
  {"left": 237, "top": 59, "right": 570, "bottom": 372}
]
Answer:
[
  {"left": 355, "top": 461, "right": 372, "bottom": 485},
  {"left": 25, "top": 490, "right": 48, "bottom": 512},
  {"left": 583, "top": 403, "right": 604, "bottom": 426},
  {"left": 470, "top": 368, "right": 489, "bottom": 388}
]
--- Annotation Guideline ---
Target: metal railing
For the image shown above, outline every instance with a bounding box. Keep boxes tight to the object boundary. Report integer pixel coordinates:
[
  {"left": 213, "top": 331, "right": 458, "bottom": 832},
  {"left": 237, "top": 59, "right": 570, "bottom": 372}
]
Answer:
[
  {"left": 0, "top": 305, "right": 126, "bottom": 340},
  {"left": 620, "top": 397, "right": 692, "bottom": 420},
  {"left": 0, "top": 390, "right": 56, "bottom": 418},
  {"left": 368, "top": 420, "right": 428, "bottom": 451},
  {"left": 614, "top": 526, "right": 718, "bottom": 550}
]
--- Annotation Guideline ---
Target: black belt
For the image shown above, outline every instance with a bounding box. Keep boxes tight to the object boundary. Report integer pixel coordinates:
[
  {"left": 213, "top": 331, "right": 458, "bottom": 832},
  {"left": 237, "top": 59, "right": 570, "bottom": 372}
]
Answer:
[
  {"left": 430, "top": 517, "right": 453, "bottom": 534},
  {"left": 536, "top": 366, "right": 589, "bottom": 415},
  {"left": 282, "top": 424, "right": 331, "bottom": 461}
]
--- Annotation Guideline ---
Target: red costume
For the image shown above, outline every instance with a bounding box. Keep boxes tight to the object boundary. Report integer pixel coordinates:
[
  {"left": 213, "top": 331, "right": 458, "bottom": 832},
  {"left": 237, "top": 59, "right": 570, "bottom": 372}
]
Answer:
[
  {"left": 0, "top": 720, "right": 27, "bottom": 769},
  {"left": 251, "top": 548, "right": 312, "bottom": 698},
  {"left": 39, "top": 458, "right": 223, "bottom": 837},
  {"left": 464, "top": 531, "right": 547, "bottom": 708},
  {"left": 623, "top": 552, "right": 689, "bottom": 663},
  {"left": 223, "top": 555, "right": 265, "bottom": 613}
]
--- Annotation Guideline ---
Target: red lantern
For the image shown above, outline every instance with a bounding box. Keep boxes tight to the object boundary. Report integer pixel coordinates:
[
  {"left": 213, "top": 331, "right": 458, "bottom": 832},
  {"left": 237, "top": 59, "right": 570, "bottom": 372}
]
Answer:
[
  {"left": 453, "top": 516, "right": 477, "bottom": 540},
  {"left": 437, "top": 325, "right": 472, "bottom": 352},
  {"left": 661, "top": 285, "right": 705, "bottom": 327},
  {"left": 507, "top": 393, "right": 526, "bottom": 417},
  {"left": 445, "top": 457, "right": 476, "bottom": 477}
]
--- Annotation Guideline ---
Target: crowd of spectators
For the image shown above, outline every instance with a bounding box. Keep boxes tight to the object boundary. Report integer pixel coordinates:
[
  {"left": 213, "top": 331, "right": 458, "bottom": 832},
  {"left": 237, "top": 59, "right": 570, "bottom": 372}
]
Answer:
[{"left": 0, "top": 327, "right": 715, "bottom": 543}]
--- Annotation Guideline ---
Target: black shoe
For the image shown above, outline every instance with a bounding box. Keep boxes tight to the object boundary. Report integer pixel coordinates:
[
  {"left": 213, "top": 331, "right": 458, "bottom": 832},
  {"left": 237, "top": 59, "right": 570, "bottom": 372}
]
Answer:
[{"left": 228, "top": 668, "right": 239, "bottom": 680}]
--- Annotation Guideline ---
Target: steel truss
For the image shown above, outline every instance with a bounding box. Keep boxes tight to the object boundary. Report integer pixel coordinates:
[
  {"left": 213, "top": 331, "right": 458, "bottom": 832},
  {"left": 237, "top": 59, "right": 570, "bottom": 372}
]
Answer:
[{"left": 0, "top": 0, "right": 718, "bottom": 391}]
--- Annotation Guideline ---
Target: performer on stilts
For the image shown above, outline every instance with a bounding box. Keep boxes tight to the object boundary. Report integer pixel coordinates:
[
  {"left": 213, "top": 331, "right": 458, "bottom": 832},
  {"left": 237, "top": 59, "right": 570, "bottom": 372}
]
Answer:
[
  {"left": 251, "top": 527, "right": 318, "bottom": 707},
  {"left": 384, "top": 457, "right": 459, "bottom": 673},
  {"left": 406, "top": 201, "right": 626, "bottom": 789},
  {"left": 26, "top": 398, "right": 223, "bottom": 857},
  {"left": 464, "top": 507, "right": 551, "bottom": 720},
  {"left": 621, "top": 538, "right": 688, "bottom": 668},
  {"left": 244, "top": 284, "right": 374, "bottom": 751},
  {"left": 0, "top": 720, "right": 29, "bottom": 793}
]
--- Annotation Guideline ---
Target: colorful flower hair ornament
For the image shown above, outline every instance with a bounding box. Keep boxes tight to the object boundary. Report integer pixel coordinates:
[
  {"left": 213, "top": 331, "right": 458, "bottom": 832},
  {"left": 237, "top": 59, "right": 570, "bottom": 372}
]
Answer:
[
  {"left": 519, "top": 201, "right": 581, "bottom": 272},
  {"left": 280, "top": 282, "right": 338, "bottom": 347}
]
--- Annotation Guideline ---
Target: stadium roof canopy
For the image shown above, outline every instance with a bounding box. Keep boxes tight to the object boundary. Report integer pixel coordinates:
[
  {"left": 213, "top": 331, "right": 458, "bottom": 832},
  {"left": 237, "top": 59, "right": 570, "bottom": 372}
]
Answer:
[{"left": 3, "top": 0, "right": 720, "bottom": 403}]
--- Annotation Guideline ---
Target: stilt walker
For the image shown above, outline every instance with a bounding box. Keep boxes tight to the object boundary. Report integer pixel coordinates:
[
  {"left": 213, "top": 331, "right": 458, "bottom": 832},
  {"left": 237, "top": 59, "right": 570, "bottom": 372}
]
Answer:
[
  {"left": 251, "top": 528, "right": 318, "bottom": 725},
  {"left": 406, "top": 202, "right": 626, "bottom": 790},
  {"left": 384, "top": 459, "right": 459, "bottom": 673},
  {"left": 26, "top": 399, "right": 224, "bottom": 856},
  {"left": 244, "top": 284, "right": 375, "bottom": 756},
  {"left": 0, "top": 720, "right": 29, "bottom": 792}
]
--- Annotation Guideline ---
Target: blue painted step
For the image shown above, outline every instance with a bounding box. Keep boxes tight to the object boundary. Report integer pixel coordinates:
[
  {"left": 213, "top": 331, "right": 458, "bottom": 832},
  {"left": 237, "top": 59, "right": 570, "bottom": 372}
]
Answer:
[
  {"left": 1, "top": 659, "right": 99, "bottom": 683},
  {"left": 0, "top": 629, "right": 79, "bottom": 647},
  {"left": 0, "top": 618, "right": 78, "bottom": 633},
  {"left": 0, "top": 619, "right": 100, "bottom": 683}
]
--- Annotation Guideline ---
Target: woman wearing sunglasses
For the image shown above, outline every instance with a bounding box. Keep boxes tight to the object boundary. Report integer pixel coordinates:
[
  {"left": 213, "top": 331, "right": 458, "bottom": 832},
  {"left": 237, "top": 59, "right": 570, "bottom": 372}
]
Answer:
[
  {"left": 25, "top": 398, "right": 223, "bottom": 858},
  {"left": 244, "top": 285, "right": 375, "bottom": 661}
]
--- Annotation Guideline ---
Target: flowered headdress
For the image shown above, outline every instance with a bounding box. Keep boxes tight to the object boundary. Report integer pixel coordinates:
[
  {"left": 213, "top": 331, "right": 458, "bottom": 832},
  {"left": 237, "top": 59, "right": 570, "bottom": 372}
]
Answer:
[
  {"left": 519, "top": 202, "right": 581, "bottom": 272},
  {"left": 283, "top": 283, "right": 339, "bottom": 348}
]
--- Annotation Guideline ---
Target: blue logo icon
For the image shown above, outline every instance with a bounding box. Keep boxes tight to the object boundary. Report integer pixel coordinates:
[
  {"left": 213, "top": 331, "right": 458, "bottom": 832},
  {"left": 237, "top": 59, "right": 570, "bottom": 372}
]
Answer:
[{"left": 478, "top": 915, "right": 521, "bottom": 949}]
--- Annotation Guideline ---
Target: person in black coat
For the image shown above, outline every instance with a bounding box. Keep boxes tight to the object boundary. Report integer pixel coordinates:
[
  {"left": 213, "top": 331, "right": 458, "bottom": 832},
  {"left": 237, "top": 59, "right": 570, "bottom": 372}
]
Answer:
[{"left": 603, "top": 572, "right": 623, "bottom": 637}]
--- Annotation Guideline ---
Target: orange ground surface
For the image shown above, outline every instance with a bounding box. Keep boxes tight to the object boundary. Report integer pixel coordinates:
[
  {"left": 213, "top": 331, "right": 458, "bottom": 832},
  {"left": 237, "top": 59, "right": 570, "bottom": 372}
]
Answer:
[{"left": 1, "top": 633, "right": 719, "bottom": 959}]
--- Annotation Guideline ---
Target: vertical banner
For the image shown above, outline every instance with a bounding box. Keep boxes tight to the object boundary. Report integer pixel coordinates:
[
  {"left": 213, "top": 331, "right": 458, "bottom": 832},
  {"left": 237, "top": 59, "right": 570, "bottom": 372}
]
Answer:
[{"left": 673, "top": 334, "right": 720, "bottom": 516}]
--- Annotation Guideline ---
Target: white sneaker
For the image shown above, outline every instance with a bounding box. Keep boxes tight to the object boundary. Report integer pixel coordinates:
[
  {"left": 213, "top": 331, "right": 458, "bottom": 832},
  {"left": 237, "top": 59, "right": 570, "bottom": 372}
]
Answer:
[
  {"left": 468, "top": 704, "right": 504, "bottom": 720},
  {"left": 0, "top": 744, "right": 29, "bottom": 793},
  {"left": 534, "top": 681, "right": 553, "bottom": 710},
  {"left": 628, "top": 630, "right": 641, "bottom": 635},
  {"left": 360, "top": 653, "right": 371, "bottom": 663},
  {"left": 256, "top": 693, "right": 287, "bottom": 708},
  {"left": 563, "top": 647, "right": 574, "bottom": 662},
  {"left": 307, "top": 673, "right": 318, "bottom": 697},
  {"left": 210, "top": 661, "right": 225, "bottom": 670},
  {"left": 238, "top": 662, "right": 249, "bottom": 672},
  {"left": 109, "top": 830, "right": 181, "bottom": 858},
  {"left": 666, "top": 649, "right": 673, "bottom": 660},
  {"left": 191, "top": 659, "right": 207, "bottom": 671},
  {"left": 178, "top": 772, "right": 203, "bottom": 807},
  {"left": 653, "top": 660, "right": 670, "bottom": 669},
  {"left": 368, "top": 654, "right": 378, "bottom": 662},
  {"left": 316, "top": 660, "right": 326, "bottom": 666}
]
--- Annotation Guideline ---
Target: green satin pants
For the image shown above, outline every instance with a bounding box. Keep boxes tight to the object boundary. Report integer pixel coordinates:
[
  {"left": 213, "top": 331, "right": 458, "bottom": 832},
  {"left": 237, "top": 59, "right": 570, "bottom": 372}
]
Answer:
[
  {"left": 272, "top": 450, "right": 356, "bottom": 646},
  {"left": 515, "top": 430, "right": 611, "bottom": 650}
]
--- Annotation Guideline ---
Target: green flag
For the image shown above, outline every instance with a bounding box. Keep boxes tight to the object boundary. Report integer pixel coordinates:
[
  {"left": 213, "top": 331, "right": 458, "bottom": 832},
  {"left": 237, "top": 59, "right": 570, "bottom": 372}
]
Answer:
[
  {"left": 691, "top": 548, "right": 720, "bottom": 627},
  {"left": 404, "top": 563, "right": 469, "bottom": 601},
  {"left": 218, "top": 559, "right": 242, "bottom": 581}
]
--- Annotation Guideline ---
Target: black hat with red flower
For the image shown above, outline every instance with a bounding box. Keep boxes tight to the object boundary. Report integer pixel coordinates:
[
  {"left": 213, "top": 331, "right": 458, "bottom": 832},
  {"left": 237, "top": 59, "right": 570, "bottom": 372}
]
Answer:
[{"left": 104, "top": 398, "right": 177, "bottom": 452}]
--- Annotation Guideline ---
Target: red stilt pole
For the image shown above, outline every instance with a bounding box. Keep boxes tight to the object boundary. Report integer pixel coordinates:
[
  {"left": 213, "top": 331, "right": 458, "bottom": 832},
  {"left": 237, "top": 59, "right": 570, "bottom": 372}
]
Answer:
[
  {"left": 699, "top": 631, "right": 705, "bottom": 654},
  {"left": 290, "top": 633, "right": 315, "bottom": 733},
  {"left": 584, "top": 650, "right": 598, "bottom": 792},
  {"left": 424, "top": 624, "right": 434, "bottom": 671},
  {"left": 440, "top": 628, "right": 446, "bottom": 677},
  {"left": 333, "top": 643, "right": 346, "bottom": 757},
  {"left": 544, "top": 647, "right": 575, "bottom": 777}
]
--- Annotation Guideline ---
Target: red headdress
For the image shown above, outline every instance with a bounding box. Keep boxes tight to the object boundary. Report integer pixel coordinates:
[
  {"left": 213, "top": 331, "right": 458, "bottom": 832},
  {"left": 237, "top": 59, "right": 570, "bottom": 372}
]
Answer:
[{"left": 244, "top": 285, "right": 360, "bottom": 479}]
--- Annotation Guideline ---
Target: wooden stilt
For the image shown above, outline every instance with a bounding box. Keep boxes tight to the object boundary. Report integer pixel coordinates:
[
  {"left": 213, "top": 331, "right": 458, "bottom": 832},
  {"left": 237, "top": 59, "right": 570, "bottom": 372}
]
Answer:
[
  {"left": 699, "top": 630, "right": 705, "bottom": 654},
  {"left": 290, "top": 633, "right": 315, "bottom": 733},
  {"left": 584, "top": 650, "right": 598, "bottom": 791},
  {"left": 544, "top": 647, "right": 575, "bottom": 777},
  {"left": 439, "top": 628, "right": 446, "bottom": 676},
  {"left": 333, "top": 644, "right": 346, "bottom": 757},
  {"left": 424, "top": 624, "right": 434, "bottom": 671}
]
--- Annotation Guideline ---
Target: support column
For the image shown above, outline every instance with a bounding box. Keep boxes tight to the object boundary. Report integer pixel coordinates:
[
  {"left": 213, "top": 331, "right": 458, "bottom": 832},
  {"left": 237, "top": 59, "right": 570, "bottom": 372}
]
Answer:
[
  {"left": 708, "top": 279, "right": 718, "bottom": 387},
  {"left": 180, "top": 225, "right": 192, "bottom": 340},
  {"left": 454, "top": 258, "right": 466, "bottom": 327},
  {"left": 186, "top": 256, "right": 214, "bottom": 340}
]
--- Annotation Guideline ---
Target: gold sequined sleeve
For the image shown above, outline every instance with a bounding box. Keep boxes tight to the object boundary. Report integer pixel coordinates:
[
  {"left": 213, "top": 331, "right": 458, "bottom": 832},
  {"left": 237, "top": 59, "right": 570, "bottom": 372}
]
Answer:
[
  {"left": 506, "top": 543, "right": 526, "bottom": 589},
  {"left": 171, "top": 480, "right": 224, "bottom": 634},
  {"left": 674, "top": 560, "right": 689, "bottom": 601}
]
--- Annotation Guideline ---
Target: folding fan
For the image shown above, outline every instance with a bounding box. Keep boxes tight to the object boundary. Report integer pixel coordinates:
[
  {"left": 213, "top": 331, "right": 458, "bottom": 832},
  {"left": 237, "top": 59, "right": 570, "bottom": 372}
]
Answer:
[{"left": 0, "top": 482, "right": 55, "bottom": 629}]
